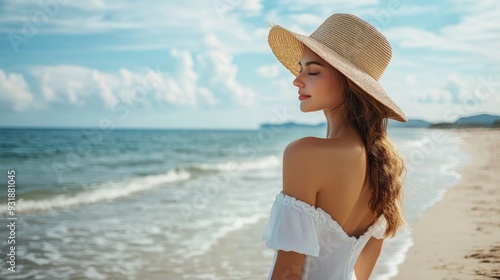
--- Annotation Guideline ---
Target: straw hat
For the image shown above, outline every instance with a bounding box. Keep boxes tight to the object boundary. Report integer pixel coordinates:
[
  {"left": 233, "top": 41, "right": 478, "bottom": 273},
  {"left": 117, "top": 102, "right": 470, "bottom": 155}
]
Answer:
[{"left": 268, "top": 13, "right": 407, "bottom": 122}]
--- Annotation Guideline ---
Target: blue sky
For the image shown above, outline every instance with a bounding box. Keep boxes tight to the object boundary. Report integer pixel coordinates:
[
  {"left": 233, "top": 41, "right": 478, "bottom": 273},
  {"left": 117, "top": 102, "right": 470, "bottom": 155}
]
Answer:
[{"left": 0, "top": 0, "right": 499, "bottom": 129}]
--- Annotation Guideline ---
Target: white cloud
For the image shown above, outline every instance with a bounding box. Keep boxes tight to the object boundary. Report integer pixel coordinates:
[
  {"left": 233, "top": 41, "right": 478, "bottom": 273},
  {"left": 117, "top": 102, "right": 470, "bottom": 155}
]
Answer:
[
  {"left": 443, "top": 75, "right": 469, "bottom": 104},
  {"left": 448, "top": 0, "right": 498, "bottom": 13},
  {"left": 408, "top": 75, "right": 471, "bottom": 105},
  {"left": 22, "top": 65, "right": 153, "bottom": 109},
  {"left": 287, "top": 24, "right": 309, "bottom": 35},
  {"left": 212, "top": 0, "right": 262, "bottom": 20},
  {"left": 0, "top": 0, "right": 270, "bottom": 55},
  {"left": 0, "top": 69, "right": 36, "bottom": 111},
  {"left": 280, "top": 0, "right": 379, "bottom": 11},
  {"left": 375, "top": 1, "right": 500, "bottom": 121},
  {"left": 404, "top": 74, "right": 417, "bottom": 86},
  {"left": 22, "top": 55, "right": 220, "bottom": 110},
  {"left": 151, "top": 49, "right": 219, "bottom": 106},
  {"left": 381, "top": 68, "right": 500, "bottom": 122},
  {"left": 289, "top": 13, "right": 324, "bottom": 27},
  {"left": 63, "top": 0, "right": 107, "bottom": 11},
  {"left": 30, "top": 65, "right": 102, "bottom": 106},
  {"left": 240, "top": 0, "right": 263, "bottom": 12},
  {"left": 254, "top": 27, "right": 269, "bottom": 39},
  {"left": 204, "top": 33, "right": 224, "bottom": 49},
  {"left": 198, "top": 87, "right": 218, "bottom": 105},
  {"left": 385, "top": 2, "right": 500, "bottom": 60},
  {"left": 395, "top": 5, "right": 438, "bottom": 15},
  {"left": 203, "top": 49, "right": 254, "bottom": 106},
  {"left": 257, "top": 64, "right": 280, "bottom": 78},
  {"left": 386, "top": 27, "right": 470, "bottom": 51},
  {"left": 92, "top": 70, "right": 119, "bottom": 108},
  {"left": 417, "top": 88, "right": 452, "bottom": 104},
  {"left": 146, "top": 42, "right": 254, "bottom": 107},
  {"left": 0, "top": 34, "right": 257, "bottom": 112},
  {"left": 195, "top": 34, "right": 256, "bottom": 107},
  {"left": 169, "top": 49, "right": 198, "bottom": 105},
  {"left": 442, "top": 6, "right": 500, "bottom": 44}
]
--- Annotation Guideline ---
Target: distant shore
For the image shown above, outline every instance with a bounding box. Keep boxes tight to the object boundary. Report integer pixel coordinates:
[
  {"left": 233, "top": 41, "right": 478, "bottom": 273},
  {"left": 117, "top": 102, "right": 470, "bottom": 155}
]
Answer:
[
  {"left": 260, "top": 114, "right": 500, "bottom": 130},
  {"left": 393, "top": 128, "right": 500, "bottom": 279}
]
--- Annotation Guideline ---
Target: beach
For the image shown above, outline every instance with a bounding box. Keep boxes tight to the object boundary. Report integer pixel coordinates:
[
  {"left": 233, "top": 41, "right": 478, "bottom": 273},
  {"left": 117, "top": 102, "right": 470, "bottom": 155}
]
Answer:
[{"left": 393, "top": 129, "right": 500, "bottom": 279}]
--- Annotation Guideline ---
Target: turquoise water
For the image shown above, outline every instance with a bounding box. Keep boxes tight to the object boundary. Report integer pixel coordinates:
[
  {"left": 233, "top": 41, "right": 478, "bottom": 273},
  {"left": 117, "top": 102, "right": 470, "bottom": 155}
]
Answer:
[{"left": 0, "top": 127, "right": 467, "bottom": 279}]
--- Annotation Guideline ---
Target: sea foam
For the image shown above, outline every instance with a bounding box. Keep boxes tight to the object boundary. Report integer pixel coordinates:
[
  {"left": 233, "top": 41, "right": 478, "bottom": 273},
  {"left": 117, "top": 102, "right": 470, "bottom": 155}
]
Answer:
[{"left": 1, "top": 169, "right": 190, "bottom": 214}]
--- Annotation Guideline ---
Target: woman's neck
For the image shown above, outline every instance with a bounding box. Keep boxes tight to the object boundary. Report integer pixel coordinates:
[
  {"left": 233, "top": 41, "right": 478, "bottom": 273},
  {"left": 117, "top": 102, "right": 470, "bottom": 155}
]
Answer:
[{"left": 324, "top": 103, "right": 348, "bottom": 139}]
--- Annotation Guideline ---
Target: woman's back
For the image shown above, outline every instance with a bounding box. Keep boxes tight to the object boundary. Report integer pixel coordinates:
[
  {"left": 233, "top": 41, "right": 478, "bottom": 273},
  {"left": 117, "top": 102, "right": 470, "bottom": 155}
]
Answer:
[
  {"left": 282, "top": 131, "right": 378, "bottom": 237},
  {"left": 305, "top": 129, "right": 378, "bottom": 238}
]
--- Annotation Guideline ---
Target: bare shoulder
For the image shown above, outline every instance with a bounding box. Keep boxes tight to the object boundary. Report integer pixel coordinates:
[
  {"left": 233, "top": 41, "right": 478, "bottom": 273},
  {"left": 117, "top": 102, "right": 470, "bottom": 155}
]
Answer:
[
  {"left": 282, "top": 137, "right": 323, "bottom": 206},
  {"left": 284, "top": 135, "right": 365, "bottom": 167},
  {"left": 283, "top": 136, "right": 324, "bottom": 160},
  {"left": 282, "top": 135, "right": 366, "bottom": 205}
]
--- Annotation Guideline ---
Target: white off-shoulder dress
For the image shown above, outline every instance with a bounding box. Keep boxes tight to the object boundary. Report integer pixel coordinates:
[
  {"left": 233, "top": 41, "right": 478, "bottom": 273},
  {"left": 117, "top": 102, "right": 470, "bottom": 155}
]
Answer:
[{"left": 261, "top": 191, "right": 387, "bottom": 280}]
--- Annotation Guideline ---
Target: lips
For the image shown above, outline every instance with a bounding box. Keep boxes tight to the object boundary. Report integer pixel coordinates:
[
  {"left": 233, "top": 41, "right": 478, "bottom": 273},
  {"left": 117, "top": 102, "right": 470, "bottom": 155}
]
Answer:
[{"left": 298, "top": 94, "right": 311, "bottom": 101}]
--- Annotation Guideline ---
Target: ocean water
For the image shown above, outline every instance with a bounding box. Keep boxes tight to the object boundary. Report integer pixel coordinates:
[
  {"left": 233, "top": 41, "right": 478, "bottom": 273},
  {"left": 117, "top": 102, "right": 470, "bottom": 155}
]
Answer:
[{"left": 0, "top": 127, "right": 467, "bottom": 279}]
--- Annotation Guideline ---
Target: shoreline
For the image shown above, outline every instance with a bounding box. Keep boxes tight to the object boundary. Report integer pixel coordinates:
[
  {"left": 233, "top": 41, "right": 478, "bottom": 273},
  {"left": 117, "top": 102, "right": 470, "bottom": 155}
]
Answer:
[{"left": 393, "top": 128, "right": 500, "bottom": 279}]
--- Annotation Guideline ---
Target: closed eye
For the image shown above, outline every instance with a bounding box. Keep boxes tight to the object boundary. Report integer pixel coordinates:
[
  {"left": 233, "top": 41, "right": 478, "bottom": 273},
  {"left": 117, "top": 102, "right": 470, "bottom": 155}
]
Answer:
[{"left": 298, "top": 60, "right": 324, "bottom": 75}]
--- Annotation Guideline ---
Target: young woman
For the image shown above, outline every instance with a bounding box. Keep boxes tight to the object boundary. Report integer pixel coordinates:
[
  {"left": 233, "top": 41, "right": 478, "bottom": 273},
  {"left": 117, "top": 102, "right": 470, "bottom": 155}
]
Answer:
[{"left": 261, "top": 13, "right": 407, "bottom": 280}]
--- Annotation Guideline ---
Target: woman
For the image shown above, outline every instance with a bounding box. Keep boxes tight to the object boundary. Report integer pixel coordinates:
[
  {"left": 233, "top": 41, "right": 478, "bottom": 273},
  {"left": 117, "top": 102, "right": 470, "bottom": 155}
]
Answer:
[{"left": 261, "top": 13, "right": 407, "bottom": 280}]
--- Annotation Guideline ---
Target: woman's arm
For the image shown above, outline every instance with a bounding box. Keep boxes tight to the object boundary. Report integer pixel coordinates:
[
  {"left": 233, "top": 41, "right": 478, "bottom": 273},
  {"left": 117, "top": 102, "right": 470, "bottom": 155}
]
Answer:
[
  {"left": 271, "top": 251, "right": 305, "bottom": 279},
  {"left": 270, "top": 138, "right": 322, "bottom": 279},
  {"left": 354, "top": 237, "right": 384, "bottom": 280}
]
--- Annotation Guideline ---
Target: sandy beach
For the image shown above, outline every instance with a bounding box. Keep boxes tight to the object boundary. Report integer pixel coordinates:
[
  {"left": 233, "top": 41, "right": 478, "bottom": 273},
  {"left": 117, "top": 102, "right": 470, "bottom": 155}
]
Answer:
[{"left": 393, "top": 129, "right": 500, "bottom": 279}]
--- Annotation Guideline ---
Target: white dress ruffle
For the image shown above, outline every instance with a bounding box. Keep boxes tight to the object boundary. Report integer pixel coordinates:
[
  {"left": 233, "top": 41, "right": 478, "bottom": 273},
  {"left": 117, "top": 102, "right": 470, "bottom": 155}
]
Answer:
[{"left": 261, "top": 191, "right": 387, "bottom": 280}]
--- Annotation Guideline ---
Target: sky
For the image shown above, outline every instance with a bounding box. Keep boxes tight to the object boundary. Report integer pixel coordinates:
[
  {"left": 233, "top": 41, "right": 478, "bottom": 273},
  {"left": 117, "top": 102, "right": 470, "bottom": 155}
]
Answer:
[{"left": 0, "top": 0, "right": 499, "bottom": 129}]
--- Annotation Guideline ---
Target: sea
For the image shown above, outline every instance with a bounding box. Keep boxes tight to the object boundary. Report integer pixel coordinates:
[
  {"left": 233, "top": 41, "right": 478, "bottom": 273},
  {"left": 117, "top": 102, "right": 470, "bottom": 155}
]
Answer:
[{"left": 0, "top": 127, "right": 468, "bottom": 279}]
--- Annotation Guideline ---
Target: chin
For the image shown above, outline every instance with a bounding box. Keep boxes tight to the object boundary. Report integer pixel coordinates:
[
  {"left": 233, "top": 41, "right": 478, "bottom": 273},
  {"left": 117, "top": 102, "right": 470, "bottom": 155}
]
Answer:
[{"left": 299, "top": 105, "right": 316, "bottom": 113}]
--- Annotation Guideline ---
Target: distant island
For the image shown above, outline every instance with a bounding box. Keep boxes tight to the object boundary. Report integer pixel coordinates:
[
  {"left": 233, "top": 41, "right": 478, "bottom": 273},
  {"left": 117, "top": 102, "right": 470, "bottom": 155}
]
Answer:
[
  {"left": 260, "top": 114, "right": 500, "bottom": 129},
  {"left": 428, "top": 114, "right": 500, "bottom": 128}
]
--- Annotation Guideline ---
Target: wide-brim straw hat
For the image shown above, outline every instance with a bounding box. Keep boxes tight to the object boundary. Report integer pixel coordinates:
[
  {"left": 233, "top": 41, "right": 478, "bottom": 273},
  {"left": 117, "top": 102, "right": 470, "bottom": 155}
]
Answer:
[{"left": 268, "top": 13, "right": 407, "bottom": 122}]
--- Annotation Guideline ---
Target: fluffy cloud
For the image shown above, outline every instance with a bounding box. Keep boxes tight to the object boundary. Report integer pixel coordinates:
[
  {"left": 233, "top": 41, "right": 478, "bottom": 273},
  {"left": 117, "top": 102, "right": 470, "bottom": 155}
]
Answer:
[
  {"left": 0, "top": 69, "right": 36, "bottom": 111},
  {"left": 415, "top": 75, "right": 472, "bottom": 104},
  {"left": 152, "top": 34, "right": 255, "bottom": 107},
  {"left": 416, "top": 88, "right": 453, "bottom": 104},
  {"left": 279, "top": 0, "right": 378, "bottom": 11},
  {"left": 0, "top": 33, "right": 256, "bottom": 111},
  {"left": 257, "top": 64, "right": 280, "bottom": 79},
  {"left": 288, "top": 13, "right": 324, "bottom": 27},
  {"left": 0, "top": 63, "right": 202, "bottom": 111},
  {"left": 240, "top": 0, "right": 263, "bottom": 13},
  {"left": 382, "top": 70, "right": 500, "bottom": 122},
  {"left": 29, "top": 65, "right": 120, "bottom": 108},
  {"left": 385, "top": 2, "right": 500, "bottom": 60},
  {"left": 0, "top": 0, "right": 269, "bottom": 55},
  {"left": 201, "top": 49, "right": 254, "bottom": 106},
  {"left": 151, "top": 48, "right": 219, "bottom": 106}
]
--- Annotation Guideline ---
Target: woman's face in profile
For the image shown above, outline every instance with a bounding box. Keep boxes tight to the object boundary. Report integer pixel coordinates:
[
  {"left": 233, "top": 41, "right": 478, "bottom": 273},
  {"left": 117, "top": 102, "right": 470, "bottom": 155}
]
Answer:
[{"left": 293, "top": 46, "right": 346, "bottom": 113}]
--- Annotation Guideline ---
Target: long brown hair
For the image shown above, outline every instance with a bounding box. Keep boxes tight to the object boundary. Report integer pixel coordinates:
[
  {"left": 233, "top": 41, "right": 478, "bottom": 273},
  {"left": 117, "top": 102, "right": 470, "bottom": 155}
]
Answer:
[{"left": 342, "top": 78, "right": 406, "bottom": 238}]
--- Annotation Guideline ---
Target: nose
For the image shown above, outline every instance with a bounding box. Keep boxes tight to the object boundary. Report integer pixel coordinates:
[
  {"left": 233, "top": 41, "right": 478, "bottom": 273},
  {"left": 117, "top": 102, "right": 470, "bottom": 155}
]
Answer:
[{"left": 293, "top": 74, "right": 304, "bottom": 88}]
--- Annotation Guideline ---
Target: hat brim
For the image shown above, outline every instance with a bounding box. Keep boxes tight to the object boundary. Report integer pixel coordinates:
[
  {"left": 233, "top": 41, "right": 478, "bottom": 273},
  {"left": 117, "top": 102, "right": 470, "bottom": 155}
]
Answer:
[{"left": 268, "top": 25, "right": 407, "bottom": 122}]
